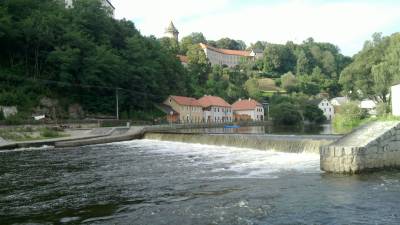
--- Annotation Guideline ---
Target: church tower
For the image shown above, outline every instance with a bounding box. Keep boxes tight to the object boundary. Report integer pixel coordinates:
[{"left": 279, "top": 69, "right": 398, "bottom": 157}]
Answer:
[{"left": 165, "top": 21, "right": 179, "bottom": 41}]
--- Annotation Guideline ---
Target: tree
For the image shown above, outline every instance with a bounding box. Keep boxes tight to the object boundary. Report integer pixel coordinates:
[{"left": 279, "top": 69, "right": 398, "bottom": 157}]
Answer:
[
  {"left": 270, "top": 102, "right": 302, "bottom": 125},
  {"left": 216, "top": 38, "right": 246, "bottom": 50},
  {"left": 263, "top": 44, "right": 296, "bottom": 74},
  {"left": 303, "top": 104, "right": 325, "bottom": 124},
  {"left": 180, "top": 32, "right": 207, "bottom": 54},
  {"left": 281, "top": 72, "right": 298, "bottom": 92},
  {"left": 339, "top": 32, "right": 397, "bottom": 102}
]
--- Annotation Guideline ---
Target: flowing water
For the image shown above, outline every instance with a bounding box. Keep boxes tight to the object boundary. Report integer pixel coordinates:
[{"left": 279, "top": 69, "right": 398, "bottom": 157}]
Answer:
[{"left": 1, "top": 140, "right": 400, "bottom": 224}]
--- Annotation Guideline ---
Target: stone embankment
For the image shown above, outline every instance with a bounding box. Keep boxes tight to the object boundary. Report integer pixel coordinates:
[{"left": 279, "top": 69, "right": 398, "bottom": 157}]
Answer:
[{"left": 320, "top": 121, "right": 400, "bottom": 173}]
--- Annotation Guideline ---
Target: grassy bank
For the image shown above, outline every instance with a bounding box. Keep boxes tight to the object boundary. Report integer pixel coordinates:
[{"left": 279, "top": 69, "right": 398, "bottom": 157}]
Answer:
[{"left": 0, "top": 127, "right": 69, "bottom": 142}]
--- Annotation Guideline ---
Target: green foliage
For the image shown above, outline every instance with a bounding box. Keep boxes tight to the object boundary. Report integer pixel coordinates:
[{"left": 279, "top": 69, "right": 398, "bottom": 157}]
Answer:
[
  {"left": 333, "top": 102, "right": 368, "bottom": 133},
  {"left": 40, "top": 127, "right": 61, "bottom": 138},
  {"left": 216, "top": 38, "right": 246, "bottom": 50},
  {"left": 0, "top": 110, "right": 4, "bottom": 121},
  {"left": 340, "top": 32, "right": 400, "bottom": 102},
  {"left": 0, "top": 0, "right": 190, "bottom": 119},
  {"left": 270, "top": 102, "right": 302, "bottom": 125},
  {"left": 281, "top": 72, "right": 298, "bottom": 92},
  {"left": 180, "top": 32, "right": 207, "bottom": 54},
  {"left": 303, "top": 104, "right": 326, "bottom": 124}
]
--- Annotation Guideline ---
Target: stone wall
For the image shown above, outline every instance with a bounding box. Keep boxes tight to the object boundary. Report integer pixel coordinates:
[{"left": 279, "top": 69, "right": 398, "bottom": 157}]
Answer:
[{"left": 320, "top": 121, "right": 400, "bottom": 173}]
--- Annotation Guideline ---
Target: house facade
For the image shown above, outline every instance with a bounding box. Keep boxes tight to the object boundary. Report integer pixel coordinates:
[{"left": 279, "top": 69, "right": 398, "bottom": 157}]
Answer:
[
  {"left": 317, "top": 98, "right": 335, "bottom": 120},
  {"left": 232, "top": 98, "right": 264, "bottom": 121},
  {"left": 163, "top": 95, "right": 203, "bottom": 123},
  {"left": 197, "top": 96, "right": 233, "bottom": 123},
  {"left": 199, "top": 43, "right": 254, "bottom": 67},
  {"left": 392, "top": 84, "right": 400, "bottom": 116}
]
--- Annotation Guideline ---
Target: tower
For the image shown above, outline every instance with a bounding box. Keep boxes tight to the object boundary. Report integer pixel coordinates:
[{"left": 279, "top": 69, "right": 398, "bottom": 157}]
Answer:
[{"left": 165, "top": 21, "right": 179, "bottom": 41}]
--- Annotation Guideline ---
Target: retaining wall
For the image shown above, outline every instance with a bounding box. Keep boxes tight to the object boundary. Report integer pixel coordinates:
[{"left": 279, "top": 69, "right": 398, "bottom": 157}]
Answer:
[{"left": 320, "top": 121, "right": 400, "bottom": 173}]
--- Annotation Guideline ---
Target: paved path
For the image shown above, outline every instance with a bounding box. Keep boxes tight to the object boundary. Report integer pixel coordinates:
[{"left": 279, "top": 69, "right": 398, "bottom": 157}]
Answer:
[{"left": 332, "top": 121, "right": 399, "bottom": 147}]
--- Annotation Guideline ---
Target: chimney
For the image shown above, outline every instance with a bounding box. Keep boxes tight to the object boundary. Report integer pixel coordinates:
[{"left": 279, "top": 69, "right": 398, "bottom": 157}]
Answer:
[{"left": 248, "top": 98, "right": 251, "bottom": 101}]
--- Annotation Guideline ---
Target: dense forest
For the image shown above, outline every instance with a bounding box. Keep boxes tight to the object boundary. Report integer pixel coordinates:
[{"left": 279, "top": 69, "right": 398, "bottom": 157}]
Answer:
[
  {"left": 1, "top": 0, "right": 398, "bottom": 122},
  {"left": 0, "top": 0, "right": 190, "bottom": 120}
]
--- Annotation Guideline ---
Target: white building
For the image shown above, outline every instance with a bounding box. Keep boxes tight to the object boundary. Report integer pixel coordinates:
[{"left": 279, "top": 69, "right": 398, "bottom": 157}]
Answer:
[
  {"left": 197, "top": 95, "right": 233, "bottom": 123},
  {"left": 360, "top": 99, "right": 377, "bottom": 115},
  {"left": 392, "top": 84, "right": 400, "bottom": 116},
  {"left": 310, "top": 98, "right": 334, "bottom": 121},
  {"left": 65, "top": 0, "right": 115, "bottom": 15},
  {"left": 330, "top": 96, "right": 349, "bottom": 107},
  {"left": 232, "top": 98, "right": 264, "bottom": 121},
  {"left": 164, "top": 21, "right": 179, "bottom": 42},
  {"left": 199, "top": 43, "right": 259, "bottom": 68}
]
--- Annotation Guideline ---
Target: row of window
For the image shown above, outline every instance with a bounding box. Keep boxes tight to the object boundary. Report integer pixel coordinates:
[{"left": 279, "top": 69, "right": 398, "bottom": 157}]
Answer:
[
  {"left": 213, "top": 107, "right": 232, "bottom": 113},
  {"left": 256, "top": 108, "right": 263, "bottom": 112}
]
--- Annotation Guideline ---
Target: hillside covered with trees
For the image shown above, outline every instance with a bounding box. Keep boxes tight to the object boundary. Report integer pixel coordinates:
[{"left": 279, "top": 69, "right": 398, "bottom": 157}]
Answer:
[{"left": 0, "top": 0, "right": 190, "bottom": 120}]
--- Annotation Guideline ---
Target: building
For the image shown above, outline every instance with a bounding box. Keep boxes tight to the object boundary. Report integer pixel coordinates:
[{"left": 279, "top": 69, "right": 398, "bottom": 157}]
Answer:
[
  {"left": 197, "top": 95, "right": 233, "bottom": 123},
  {"left": 392, "top": 84, "right": 400, "bottom": 116},
  {"left": 163, "top": 95, "right": 203, "bottom": 123},
  {"left": 232, "top": 98, "right": 264, "bottom": 121},
  {"left": 310, "top": 98, "right": 335, "bottom": 120},
  {"left": 360, "top": 99, "right": 377, "bottom": 115},
  {"left": 65, "top": 0, "right": 115, "bottom": 15},
  {"left": 199, "top": 43, "right": 259, "bottom": 67},
  {"left": 165, "top": 21, "right": 179, "bottom": 42},
  {"left": 330, "top": 96, "right": 349, "bottom": 107}
]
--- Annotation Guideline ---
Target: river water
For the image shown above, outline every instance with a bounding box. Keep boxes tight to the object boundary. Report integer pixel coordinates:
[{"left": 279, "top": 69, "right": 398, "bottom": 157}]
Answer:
[{"left": 1, "top": 139, "right": 400, "bottom": 224}]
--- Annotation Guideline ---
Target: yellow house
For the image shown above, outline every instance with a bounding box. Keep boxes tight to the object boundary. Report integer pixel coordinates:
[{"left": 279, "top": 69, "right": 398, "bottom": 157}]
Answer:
[{"left": 164, "top": 96, "right": 203, "bottom": 123}]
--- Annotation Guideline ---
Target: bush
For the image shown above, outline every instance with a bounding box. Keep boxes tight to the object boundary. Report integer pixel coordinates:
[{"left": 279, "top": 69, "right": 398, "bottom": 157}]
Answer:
[
  {"left": 303, "top": 104, "right": 326, "bottom": 124},
  {"left": 271, "top": 102, "right": 302, "bottom": 125},
  {"left": 333, "top": 102, "right": 367, "bottom": 133},
  {"left": 40, "top": 128, "right": 60, "bottom": 138},
  {"left": 0, "top": 110, "right": 4, "bottom": 121}
]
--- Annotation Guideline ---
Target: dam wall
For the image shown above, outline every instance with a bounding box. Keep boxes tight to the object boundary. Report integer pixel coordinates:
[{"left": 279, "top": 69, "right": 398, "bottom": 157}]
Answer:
[
  {"left": 320, "top": 121, "right": 400, "bottom": 173},
  {"left": 144, "top": 132, "right": 338, "bottom": 154}
]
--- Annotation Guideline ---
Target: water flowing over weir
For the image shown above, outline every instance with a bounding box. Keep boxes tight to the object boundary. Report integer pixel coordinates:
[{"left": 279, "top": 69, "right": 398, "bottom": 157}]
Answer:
[{"left": 144, "top": 132, "right": 340, "bottom": 154}]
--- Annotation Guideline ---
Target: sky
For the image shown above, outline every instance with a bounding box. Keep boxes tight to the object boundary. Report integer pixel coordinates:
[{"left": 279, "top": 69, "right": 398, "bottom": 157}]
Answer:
[{"left": 111, "top": 0, "right": 400, "bottom": 56}]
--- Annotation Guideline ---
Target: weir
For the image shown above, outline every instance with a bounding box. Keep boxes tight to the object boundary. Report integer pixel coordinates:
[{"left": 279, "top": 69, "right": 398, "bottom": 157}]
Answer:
[
  {"left": 144, "top": 132, "right": 339, "bottom": 154},
  {"left": 320, "top": 121, "right": 400, "bottom": 173}
]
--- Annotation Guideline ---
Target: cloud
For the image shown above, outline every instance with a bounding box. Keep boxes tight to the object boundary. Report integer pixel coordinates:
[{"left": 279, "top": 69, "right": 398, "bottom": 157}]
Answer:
[{"left": 111, "top": 0, "right": 400, "bottom": 55}]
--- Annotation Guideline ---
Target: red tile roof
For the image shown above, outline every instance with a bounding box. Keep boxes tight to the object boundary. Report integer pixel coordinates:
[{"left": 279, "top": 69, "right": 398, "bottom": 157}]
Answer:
[
  {"left": 232, "top": 99, "right": 262, "bottom": 110},
  {"left": 197, "top": 95, "right": 231, "bottom": 108},
  {"left": 170, "top": 95, "right": 200, "bottom": 106},
  {"left": 177, "top": 55, "right": 188, "bottom": 63},
  {"left": 199, "top": 43, "right": 251, "bottom": 57}
]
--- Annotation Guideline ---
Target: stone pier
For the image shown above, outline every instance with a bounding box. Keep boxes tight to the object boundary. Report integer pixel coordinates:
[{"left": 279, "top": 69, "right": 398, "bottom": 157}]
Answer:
[{"left": 320, "top": 121, "right": 400, "bottom": 173}]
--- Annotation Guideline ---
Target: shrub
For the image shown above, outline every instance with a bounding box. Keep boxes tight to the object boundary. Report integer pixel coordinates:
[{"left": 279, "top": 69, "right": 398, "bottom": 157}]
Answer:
[
  {"left": 40, "top": 128, "right": 60, "bottom": 138},
  {"left": 303, "top": 104, "right": 326, "bottom": 124},
  {"left": 271, "top": 102, "right": 302, "bottom": 125},
  {"left": 333, "top": 102, "right": 367, "bottom": 133}
]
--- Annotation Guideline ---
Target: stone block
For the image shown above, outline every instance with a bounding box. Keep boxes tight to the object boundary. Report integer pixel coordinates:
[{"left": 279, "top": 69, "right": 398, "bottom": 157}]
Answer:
[{"left": 365, "top": 146, "right": 378, "bottom": 154}]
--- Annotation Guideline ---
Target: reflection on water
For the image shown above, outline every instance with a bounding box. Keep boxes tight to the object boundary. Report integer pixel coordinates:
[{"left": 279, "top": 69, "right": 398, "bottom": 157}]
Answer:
[
  {"left": 1, "top": 139, "right": 400, "bottom": 224},
  {"left": 179, "top": 124, "right": 334, "bottom": 135}
]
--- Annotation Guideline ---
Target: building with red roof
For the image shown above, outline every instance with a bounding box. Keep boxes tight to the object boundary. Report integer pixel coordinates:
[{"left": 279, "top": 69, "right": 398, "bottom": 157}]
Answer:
[
  {"left": 199, "top": 43, "right": 263, "bottom": 68},
  {"left": 232, "top": 98, "right": 264, "bottom": 121},
  {"left": 197, "top": 95, "right": 233, "bottom": 123},
  {"left": 163, "top": 95, "right": 203, "bottom": 123}
]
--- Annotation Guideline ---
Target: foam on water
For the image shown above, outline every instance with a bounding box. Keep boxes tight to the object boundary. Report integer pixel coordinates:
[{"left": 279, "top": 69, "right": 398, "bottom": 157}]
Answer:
[
  {"left": 117, "top": 139, "right": 321, "bottom": 179},
  {"left": 0, "top": 145, "right": 54, "bottom": 153}
]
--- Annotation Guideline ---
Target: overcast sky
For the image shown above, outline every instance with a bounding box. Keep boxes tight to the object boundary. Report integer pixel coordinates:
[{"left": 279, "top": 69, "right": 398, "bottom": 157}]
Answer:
[{"left": 111, "top": 0, "right": 400, "bottom": 56}]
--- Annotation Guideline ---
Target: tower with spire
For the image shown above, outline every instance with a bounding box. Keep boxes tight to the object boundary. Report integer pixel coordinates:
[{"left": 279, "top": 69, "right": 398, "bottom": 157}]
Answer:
[{"left": 165, "top": 21, "right": 179, "bottom": 41}]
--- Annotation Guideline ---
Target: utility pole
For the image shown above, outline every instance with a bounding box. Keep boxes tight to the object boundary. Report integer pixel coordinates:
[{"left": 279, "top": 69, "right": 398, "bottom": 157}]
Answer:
[{"left": 116, "top": 88, "right": 119, "bottom": 120}]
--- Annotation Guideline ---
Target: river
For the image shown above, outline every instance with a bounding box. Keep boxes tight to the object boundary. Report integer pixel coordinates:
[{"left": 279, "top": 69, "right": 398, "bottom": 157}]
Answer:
[{"left": 1, "top": 139, "right": 400, "bottom": 224}]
